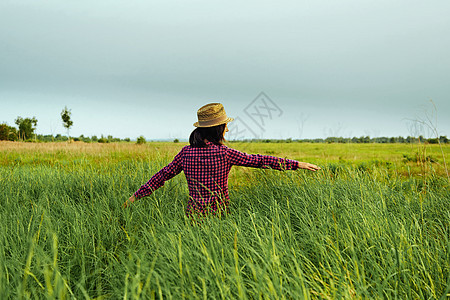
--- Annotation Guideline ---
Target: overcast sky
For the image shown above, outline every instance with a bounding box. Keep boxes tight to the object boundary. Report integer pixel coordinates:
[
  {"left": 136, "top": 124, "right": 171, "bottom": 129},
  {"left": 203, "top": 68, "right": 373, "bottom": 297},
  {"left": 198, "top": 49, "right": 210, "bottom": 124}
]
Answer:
[{"left": 1, "top": 0, "right": 449, "bottom": 140}]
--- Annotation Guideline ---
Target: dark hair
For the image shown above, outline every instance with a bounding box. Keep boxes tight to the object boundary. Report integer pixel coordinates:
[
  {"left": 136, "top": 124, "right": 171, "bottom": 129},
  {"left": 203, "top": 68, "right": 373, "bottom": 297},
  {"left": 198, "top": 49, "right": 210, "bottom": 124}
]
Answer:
[{"left": 189, "top": 124, "right": 226, "bottom": 148}]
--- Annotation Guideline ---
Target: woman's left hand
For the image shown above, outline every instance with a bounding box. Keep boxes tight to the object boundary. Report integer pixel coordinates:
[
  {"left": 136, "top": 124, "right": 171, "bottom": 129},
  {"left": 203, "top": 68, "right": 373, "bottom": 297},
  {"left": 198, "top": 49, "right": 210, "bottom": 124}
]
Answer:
[
  {"left": 123, "top": 195, "right": 136, "bottom": 208},
  {"left": 298, "top": 162, "right": 321, "bottom": 171}
]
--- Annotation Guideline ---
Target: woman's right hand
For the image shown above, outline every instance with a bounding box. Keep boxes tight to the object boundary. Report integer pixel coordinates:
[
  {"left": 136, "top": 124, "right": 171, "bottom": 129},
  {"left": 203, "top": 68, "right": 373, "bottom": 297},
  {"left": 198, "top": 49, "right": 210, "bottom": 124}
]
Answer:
[{"left": 298, "top": 162, "right": 321, "bottom": 171}]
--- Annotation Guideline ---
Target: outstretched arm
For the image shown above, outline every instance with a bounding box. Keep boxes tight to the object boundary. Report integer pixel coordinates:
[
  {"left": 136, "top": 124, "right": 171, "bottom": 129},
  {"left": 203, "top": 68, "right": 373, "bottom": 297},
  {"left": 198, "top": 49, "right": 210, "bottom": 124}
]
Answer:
[
  {"left": 226, "top": 147, "right": 320, "bottom": 171},
  {"left": 123, "top": 150, "right": 183, "bottom": 207}
]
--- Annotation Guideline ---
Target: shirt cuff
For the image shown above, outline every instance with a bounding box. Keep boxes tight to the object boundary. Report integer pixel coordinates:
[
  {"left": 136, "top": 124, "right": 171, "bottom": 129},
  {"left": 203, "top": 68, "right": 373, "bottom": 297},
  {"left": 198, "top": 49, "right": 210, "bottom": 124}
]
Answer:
[{"left": 133, "top": 191, "right": 144, "bottom": 199}]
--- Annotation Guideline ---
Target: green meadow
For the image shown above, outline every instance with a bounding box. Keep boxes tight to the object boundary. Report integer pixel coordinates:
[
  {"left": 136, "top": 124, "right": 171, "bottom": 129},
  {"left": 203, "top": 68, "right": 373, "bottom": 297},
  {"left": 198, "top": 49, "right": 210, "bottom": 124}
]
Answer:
[{"left": 0, "top": 141, "right": 449, "bottom": 299}]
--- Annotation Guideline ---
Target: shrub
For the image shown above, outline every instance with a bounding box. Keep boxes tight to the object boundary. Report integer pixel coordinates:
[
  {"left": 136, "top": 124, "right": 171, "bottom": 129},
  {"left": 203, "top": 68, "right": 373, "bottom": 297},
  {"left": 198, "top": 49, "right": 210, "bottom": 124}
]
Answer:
[
  {"left": 0, "top": 124, "right": 12, "bottom": 141},
  {"left": 98, "top": 135, "right": 109, "bottom": 143},
  {"left": 136, "top": 136, "right": 146, "bottom": 145}
]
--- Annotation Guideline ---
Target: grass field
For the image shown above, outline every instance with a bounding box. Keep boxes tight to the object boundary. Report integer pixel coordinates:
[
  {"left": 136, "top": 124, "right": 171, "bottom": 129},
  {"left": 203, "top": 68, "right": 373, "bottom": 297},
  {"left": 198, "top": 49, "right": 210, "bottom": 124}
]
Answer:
[{"left": 0, "top": 141, "right": 449, "bottom": 299}]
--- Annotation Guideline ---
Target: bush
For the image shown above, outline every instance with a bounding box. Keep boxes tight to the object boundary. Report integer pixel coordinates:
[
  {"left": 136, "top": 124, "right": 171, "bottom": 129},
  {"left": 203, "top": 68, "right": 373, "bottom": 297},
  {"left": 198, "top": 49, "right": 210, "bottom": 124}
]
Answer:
[
  {"left": 136, "top": 136, "right": 146, "bottom": 145},
  {"left": 98, "top": 135, "right": 109, "bottom": 143},
  {"left": 0, "top": 123, "right": 18, "bottom": 141}
]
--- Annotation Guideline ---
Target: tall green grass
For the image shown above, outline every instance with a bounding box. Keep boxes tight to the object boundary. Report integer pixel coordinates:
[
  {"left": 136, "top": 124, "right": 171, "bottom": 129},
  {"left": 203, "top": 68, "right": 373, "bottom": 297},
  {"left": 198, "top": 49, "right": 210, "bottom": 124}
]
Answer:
[{"left": 0, "top": 149, "right": 449, "bottom": 298}]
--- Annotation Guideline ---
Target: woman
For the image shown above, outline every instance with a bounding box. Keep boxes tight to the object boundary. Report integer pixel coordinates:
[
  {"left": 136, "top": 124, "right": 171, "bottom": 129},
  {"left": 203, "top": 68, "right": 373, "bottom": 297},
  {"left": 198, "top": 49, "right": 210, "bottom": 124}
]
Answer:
[{"left": 124, "top": 103, "right": 320, "bottom": 216}]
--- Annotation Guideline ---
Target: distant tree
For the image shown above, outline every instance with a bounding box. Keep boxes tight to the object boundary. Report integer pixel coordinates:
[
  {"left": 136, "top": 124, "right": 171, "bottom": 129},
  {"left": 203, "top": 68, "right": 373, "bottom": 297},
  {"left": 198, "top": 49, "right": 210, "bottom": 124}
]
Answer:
[
  {"left": 136, "top": 136, "right": 146, "bottom": 145},
  {"left": 56, "top": 135, "right": 68, "bottom": 141},
  {"left": 38, "top": 134, "right": 54, "bottom": 142},
  {"left": 418, "top": 135, "right": 424, "bottom": 143},
  {"left": 82, "top": 135, "right": 92, "bottom": 143},
  {"left": 439, "top": 136, "right": 449, "bottom": 144},
  {"left": 406, "top": 136, "right": 415, "bottom": 143},
  {"left": 0, "top": 124, "right": 10, "bottom": 140},
  {"left": 173, "top": 138, "right": 179, "bottom": 143},
  {"left": 61, "top": 106, "right": 73, "bottom": 140},
  {"left": 98, "top": 135, "right": 109, "bottom": 143},
  {"left": 15, "top": 116, "right": 38, "bottom": 141},
  {"left": 8, "top": 126, "right": 18, "bottom": 141}
]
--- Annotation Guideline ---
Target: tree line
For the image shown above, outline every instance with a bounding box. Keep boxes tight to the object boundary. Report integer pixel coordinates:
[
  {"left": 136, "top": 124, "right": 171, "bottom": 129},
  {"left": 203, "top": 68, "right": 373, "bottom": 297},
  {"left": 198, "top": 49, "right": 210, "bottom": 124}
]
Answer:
[
  {"left": 0, "top": 122, "right": 132, "bottom": 143},
  {"left": 235, "top": 136, "right": 449, "bottom": 144},
  {"left": 0, "top": 107, "right": 448, "bottom": 144},
  {"left": 0, "top": 107, "right": 135, "bottom": 143},
  {"left": 0, "top": 122, "right": 131, "bottom": 143}
]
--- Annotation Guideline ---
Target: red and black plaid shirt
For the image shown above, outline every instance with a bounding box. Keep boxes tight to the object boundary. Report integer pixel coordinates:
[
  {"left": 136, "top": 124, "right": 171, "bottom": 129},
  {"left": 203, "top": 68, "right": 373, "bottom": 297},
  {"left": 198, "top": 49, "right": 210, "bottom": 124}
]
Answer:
[{"left": 134, "top": 141, "right": 299, "bottom": 215}]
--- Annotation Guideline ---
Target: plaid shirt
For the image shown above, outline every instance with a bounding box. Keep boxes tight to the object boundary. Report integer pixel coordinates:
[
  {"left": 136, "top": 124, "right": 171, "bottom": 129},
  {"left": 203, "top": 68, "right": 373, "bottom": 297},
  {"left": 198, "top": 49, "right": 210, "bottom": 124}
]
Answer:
[{"left": 134, "top": 141, "right": 300, "bottom": 215}]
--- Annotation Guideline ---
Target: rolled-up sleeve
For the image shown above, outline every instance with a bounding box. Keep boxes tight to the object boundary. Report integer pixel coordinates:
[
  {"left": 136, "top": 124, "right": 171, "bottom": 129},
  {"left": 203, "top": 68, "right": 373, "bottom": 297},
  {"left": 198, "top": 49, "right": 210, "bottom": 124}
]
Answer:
[
  {"left": 134, "top": 150, "right": 184, "bottom": 199},
  {"left": 226, "top": 147, "right": 299, "bottom": 171}
]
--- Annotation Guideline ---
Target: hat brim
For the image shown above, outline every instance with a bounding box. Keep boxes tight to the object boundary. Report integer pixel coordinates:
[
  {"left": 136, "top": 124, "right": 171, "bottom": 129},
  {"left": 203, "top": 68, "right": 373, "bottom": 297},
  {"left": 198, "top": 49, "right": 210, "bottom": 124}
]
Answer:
[{"left": 193, "top": 117, "right": 234, "bottom": 128}]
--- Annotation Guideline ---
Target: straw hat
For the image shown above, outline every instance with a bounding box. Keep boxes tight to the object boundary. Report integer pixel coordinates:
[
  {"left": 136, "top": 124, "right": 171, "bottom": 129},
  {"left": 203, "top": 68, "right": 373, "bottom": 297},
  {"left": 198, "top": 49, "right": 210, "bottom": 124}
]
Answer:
[{"left": 193, "top": 103, "right": 234, "bottom": 127}]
